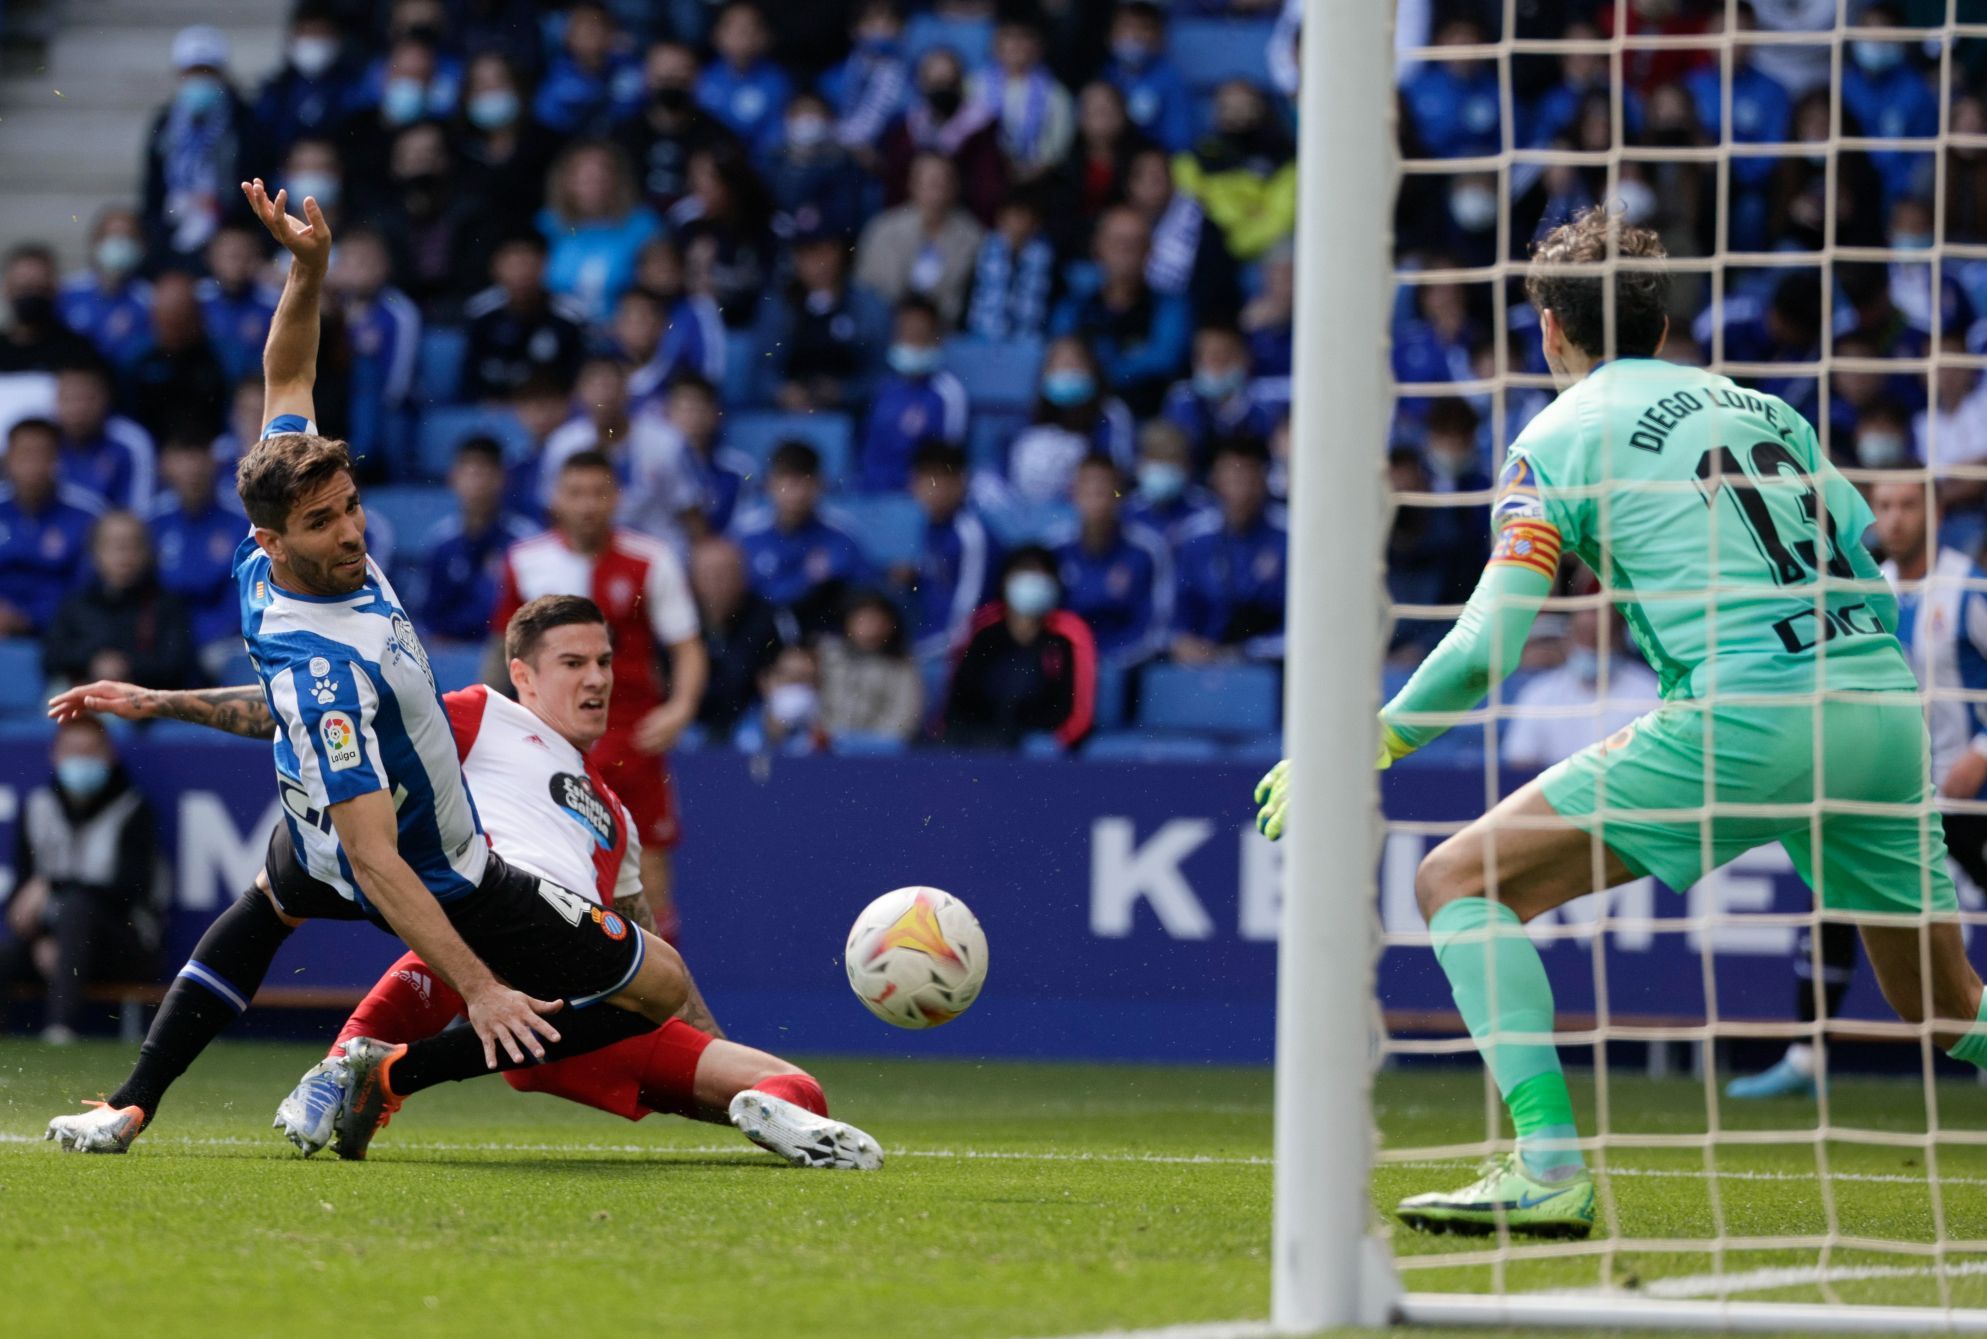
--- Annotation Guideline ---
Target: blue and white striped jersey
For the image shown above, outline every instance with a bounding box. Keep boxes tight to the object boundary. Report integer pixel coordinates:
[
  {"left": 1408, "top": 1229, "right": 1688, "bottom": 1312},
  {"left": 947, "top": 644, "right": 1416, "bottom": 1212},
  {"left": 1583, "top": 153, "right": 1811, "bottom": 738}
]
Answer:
[
  {"left": 240, "top": 415, "right": 488, "bottom": 906},
  {"left": 1884, "top": 545, "right": 1987, "bottom": 804}
]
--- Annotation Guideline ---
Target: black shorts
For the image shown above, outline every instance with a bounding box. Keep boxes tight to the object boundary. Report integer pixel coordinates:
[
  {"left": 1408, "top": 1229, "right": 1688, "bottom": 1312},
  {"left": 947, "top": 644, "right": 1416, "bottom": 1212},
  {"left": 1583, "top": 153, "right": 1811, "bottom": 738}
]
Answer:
[{"left": 262, "top": 826, "right": 645, "bottom": 1008}]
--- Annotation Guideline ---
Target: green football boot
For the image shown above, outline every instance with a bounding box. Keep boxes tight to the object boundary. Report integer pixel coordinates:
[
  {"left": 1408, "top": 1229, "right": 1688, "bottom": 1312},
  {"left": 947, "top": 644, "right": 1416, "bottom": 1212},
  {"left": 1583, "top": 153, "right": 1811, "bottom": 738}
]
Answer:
[{"left": 1396, "top": 1152, "right": 1595, "bottom": 1239}]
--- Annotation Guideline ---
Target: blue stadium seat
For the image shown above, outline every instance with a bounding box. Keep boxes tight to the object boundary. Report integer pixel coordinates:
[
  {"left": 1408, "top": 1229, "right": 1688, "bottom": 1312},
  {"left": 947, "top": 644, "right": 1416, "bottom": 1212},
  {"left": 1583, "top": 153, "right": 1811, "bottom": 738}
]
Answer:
[
  {"left": 967, "top": 412, "right": 1026, "bottom": 472},
  {"left": 363, "top": 485, "right": 455, "bottom": 565},
  {"left": 832, "top": 732, "right": 909, "bottom": 757},
  {"left": 1084, "top": 732, "right": 1222, "bottom": 762},
  {"left": 1138, "top": 662, "right": 1281, "bottom": 736},
  {"left": 727, "top": 411, "right": 854, "bottom": 488},
  {"left": 1093, "top": 659, "right": 1127, "bottom": 731},
  {"left": 724, "top": 329, "right": 767, "bottom": 406},
  {"left": 0, "top": 640, "right": 44, "bottom": 714},
  {"left": 943, "top": 337, "right": 1043, "bottom": 412},
  {"left": 828, "top": 493, "right": 926, "bottom": 567},
  {"left": 1230, "top": 732, "right": 1285, "bottom": 766},
  {"left": 413, "top": 326, "right": 468, "bottom": 408},
  {"left": 904, "top": 13, "right": 992, "bottom": 68},
  {"left": 1170, "top": 17, "right": 1277, "bottom": 92},
  {"left": 427, "top": 645, "right": 484, "bottom": 693},
  {"left": 413, "top": 405, "right": 531, "bottom": 482}
]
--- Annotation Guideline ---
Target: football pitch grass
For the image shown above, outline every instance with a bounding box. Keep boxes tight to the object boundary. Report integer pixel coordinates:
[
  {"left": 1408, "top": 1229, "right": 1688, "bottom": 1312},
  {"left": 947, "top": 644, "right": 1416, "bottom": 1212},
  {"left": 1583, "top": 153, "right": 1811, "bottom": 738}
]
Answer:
[{"left": 3, "top": 1040, "right": 1986, "bottom": 1338}]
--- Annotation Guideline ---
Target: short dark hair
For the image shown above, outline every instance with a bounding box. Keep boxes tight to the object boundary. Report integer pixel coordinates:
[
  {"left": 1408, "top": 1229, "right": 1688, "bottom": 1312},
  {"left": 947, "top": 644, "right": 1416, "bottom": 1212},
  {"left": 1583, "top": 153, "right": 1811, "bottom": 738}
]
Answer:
[
  {"left": 1075, "top": 451, "right": 1121, "bottom": 479},
  {"left": 1425, "top": 396, "right": 1480, "bottom": 437},
  {"left": 1524, "top": 205, "right": 1670, "bottom": 360},
  {"left": 667, "top": 370, "right": 718, "bottom": 402},
  {"left": 7, "top": 416, "right": 59, "bottom": 449},
  {"left": 769, "top": 440, "right": 821, "bottom": 477},
  {"left": 505, "top": 594, "right": 608, "bottom": 664},
  {"left": 455, "top": 435, "right": 505, "bottom": 467},
  {"left": 493, "top": 228, "right": 549, "bottom": 257},
  {"left": 1210, "top": 435, "right": 1271, "bottom": 467},
  {"left": 3, "top": 242, "right": 56, "bottom": 270},
  {"left": 559, "top": 448, "right": 615, "bottom": 478},
  {"left": 1002, "top": 544, "right": 1058, "bottom": 580},
  {"left": 236, "top": 432, "right": 356, "bottom": 531},
  {"left": 910, "top": 440, "right": 967, "bottom": 475},
  {"left": 895, "top": 294, "right": 941, "bottom": 325}
]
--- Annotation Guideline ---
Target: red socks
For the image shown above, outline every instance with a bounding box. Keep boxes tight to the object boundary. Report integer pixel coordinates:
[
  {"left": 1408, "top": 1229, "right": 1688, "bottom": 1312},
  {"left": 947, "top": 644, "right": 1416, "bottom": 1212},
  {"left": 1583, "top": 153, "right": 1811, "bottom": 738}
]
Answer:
[
  {"left": 750, "top": 1072, "right": 827, "bottom": 1117},
  {"left": 332, "top": 952, "right": 466, "bottom": 1055}
]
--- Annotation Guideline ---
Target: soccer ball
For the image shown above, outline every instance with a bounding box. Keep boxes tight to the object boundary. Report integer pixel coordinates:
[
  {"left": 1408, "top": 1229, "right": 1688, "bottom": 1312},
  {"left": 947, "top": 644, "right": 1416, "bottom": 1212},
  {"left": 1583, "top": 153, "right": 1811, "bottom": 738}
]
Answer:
[{"left": 844, "top": 886, "right": 988, "bottom": 1029}]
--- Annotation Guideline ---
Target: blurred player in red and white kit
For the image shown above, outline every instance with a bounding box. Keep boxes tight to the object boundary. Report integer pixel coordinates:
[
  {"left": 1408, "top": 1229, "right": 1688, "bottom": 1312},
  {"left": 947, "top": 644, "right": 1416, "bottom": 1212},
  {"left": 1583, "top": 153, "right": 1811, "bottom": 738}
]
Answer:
[
  {"left": 491, "top": 450, "right": 707, "bottom": 941},
  {"left": 270, "top": 594, "right": 879, "bottom": 1168}
]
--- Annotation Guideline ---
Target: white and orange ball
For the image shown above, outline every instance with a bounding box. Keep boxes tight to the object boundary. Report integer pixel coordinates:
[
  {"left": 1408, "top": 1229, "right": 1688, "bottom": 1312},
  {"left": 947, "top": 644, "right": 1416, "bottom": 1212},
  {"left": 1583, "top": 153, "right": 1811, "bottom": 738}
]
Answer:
[{"left": 844, "top": 887, "right": 988, "bottom": 1029}]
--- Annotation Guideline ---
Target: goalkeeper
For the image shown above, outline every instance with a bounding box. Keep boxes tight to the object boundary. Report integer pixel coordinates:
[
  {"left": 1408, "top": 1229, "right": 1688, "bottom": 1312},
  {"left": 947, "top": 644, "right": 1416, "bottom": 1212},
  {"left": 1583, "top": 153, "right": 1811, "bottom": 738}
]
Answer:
[{"left": 1255, "top": 205, "right": 1987, "bottom": 1240}]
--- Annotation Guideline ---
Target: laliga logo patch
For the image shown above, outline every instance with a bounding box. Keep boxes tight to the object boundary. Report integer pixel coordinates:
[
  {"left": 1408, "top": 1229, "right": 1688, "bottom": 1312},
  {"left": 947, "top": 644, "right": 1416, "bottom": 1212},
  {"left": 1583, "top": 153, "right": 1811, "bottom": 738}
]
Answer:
[
  {"left": 549, "top": 772, "right": 616, "bottom": 850},
  {"left": 589, "top": 905, "right": 629, "bottom": 941},
  {"left": 389, "top": 611, "right": 434, "bottom": 683},
  {"left": 320, "top": 711, "right": 361, "bottom": 772}
]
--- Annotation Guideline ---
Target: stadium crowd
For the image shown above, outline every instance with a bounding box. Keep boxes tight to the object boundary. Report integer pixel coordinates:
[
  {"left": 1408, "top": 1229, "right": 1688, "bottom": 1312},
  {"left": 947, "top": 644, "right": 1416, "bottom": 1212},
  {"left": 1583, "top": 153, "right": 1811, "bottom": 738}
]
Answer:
[{"left": 0, "top": 0, "right": 1978, "bottom": 757}]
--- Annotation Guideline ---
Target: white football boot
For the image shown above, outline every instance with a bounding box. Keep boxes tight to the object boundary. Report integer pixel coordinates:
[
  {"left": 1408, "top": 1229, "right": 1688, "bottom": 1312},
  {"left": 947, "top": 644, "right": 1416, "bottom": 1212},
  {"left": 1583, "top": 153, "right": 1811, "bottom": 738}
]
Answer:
[
  {"left": 273, "top": 1057, "right": 352, "bottom": 1156},
  {"left": 45, "top": 1100, "right": 147, "bottom": 1153},
  {"left": 728, "top": 1090, "right": 883, "bottom": 1171}
]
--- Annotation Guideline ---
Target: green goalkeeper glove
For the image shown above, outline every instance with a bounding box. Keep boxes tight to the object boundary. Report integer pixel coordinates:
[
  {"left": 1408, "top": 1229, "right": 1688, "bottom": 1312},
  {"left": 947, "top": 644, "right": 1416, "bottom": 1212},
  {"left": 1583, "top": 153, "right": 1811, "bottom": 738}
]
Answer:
[
  {"left": 1377, "top": 721, "right": 1412, "bottom": 770},
  {"left": 1253, "top": 759, "right": 1289, "bottom": 840}
]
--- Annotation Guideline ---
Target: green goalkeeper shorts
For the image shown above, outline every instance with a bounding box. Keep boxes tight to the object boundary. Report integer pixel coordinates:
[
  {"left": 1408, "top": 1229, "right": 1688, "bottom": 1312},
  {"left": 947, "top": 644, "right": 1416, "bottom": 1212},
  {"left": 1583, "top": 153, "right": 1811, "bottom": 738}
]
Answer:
[{"left": 1538, "top": 693, "right": 1957, "bottom": 918}]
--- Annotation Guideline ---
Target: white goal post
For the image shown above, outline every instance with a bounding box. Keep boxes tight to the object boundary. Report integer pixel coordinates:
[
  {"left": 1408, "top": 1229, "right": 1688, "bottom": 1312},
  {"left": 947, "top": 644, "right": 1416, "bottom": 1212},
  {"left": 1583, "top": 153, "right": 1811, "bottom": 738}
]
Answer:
[{"left": 1277, "top": 0, "right": 1987, "bottom": 1332}]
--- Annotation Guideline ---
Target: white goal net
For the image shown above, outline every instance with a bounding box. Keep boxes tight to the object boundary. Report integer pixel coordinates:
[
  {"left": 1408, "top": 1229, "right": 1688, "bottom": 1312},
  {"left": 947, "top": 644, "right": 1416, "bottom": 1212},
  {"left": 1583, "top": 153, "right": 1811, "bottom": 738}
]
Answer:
[{"left": 1284, "top": 0, "right": 1987, "bottom": 1332}]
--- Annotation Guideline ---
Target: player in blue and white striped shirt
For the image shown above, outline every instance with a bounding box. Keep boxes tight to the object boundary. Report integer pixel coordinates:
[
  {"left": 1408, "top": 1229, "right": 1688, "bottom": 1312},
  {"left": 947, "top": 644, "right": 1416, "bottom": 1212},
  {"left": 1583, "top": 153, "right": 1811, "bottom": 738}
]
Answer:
[{"left": 45, "top": 179, "right": 691, "bottom": 1159}]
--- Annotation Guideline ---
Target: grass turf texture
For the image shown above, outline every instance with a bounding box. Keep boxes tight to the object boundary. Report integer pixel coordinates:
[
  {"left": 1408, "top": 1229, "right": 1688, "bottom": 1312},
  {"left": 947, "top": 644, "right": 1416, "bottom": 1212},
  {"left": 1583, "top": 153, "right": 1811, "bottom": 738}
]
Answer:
[{"left": 2, "top": 1041, "right": 1985, "bottom": 1338}]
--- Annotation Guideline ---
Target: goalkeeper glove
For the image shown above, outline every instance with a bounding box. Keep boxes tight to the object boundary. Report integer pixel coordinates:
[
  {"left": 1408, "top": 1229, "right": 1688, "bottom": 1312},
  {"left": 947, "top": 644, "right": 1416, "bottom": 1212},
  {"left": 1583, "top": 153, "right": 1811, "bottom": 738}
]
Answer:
[
  {"left": 1253, "top": 759, "right": 1289, "bottom": 841},
  {"left": 1377, "top": 720, "right": 1412, "bottom": 770}
]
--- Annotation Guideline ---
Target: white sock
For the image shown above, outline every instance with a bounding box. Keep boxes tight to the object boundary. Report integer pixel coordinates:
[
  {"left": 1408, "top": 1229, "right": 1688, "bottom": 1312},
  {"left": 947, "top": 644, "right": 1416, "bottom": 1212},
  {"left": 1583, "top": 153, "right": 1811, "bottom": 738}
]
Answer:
[{"left": 1783, "top": 1042, "right": 1816, "bottom": 1076}]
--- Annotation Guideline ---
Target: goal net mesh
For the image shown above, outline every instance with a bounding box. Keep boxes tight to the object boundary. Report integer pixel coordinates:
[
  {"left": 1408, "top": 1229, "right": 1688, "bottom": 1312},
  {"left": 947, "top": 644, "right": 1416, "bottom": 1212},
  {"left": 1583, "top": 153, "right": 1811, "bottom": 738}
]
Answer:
[{"left": 1376, "top": 0, "right": 1987, "bottom": 1313}]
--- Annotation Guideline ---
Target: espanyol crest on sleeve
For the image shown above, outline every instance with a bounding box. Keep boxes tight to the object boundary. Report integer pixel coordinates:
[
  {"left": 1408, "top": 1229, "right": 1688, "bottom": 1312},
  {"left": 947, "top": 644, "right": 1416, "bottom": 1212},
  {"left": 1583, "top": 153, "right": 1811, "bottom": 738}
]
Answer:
[{"left": 388, "top": 611, "right": 434, "bottom": 683}]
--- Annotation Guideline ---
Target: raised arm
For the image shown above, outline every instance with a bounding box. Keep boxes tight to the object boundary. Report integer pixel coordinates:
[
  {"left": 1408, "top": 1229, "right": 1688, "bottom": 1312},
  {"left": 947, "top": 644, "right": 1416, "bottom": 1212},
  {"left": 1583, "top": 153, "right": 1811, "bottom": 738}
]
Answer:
[
  {"left": 241, "top": 178, "right": 332, "bottom": 428},
  {"left": 48, "top": 680, "right": 276, "bottom": 740}
]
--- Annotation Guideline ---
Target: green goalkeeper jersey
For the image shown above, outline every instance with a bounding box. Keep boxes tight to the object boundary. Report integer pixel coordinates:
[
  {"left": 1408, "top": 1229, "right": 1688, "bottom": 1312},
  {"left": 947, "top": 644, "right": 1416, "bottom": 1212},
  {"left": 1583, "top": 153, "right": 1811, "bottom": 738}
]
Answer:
[{"left": 1495, "top": 358, "right": 1915, "bottom": 701}]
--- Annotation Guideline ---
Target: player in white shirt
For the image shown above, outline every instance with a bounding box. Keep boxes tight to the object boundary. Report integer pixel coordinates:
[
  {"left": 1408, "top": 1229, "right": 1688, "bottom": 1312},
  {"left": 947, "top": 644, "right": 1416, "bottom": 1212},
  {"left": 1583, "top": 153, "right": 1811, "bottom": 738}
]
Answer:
[
  {"left": 1500, "top": 600, "right": 1662, "bottom": 774},
  {"left": 279, "top": 594, "right": 874, "bottom": 1168}
]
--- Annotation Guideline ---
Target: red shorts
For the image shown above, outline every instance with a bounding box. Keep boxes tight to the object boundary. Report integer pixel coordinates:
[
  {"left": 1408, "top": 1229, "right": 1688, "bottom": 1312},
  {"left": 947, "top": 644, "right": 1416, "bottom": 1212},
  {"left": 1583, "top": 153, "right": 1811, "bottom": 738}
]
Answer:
[
  {"left": 591, "top": 728, "right": 680, "bottom": 850},
  {"left": 504, "top": 1018, "right": 715, "bottom": 1121}
]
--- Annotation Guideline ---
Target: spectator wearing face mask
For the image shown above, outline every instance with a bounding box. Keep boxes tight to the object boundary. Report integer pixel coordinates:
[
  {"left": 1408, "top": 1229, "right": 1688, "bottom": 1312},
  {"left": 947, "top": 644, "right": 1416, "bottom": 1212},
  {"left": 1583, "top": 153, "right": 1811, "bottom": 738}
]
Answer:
[
  {"left": 251, "top": 5, "right": 364, "bottom": 165},
  {"left": 372, "top": 122, "right": 489, "bottom": 313},
  {"left": 1007, "top": 335, "right": 1136, "bottom": 504},
  {"left": 1501, "top": 599, "right": 1661, "bottom": 775},
  {"left": 58, "top": 207, "right": 153, "bottom": 372},
  {"left": 764, "top": 91, "right": 868, "bottom": 241},
  {"left": 1162, "top": 326, "right": 1277, "bottom": 466},
  {"left": 734, "top": 643, "right": 830, "bottom": 755},
  {"left": 336, "top": 35, "right": 455, "bottom": 200},
  {"left": 0, "top": 718, "right": 164, "bottom": 1046},
  {"left": 819, "top": 590, "right": 923, "bottom": 744},
  {"left": 278, "top": 137, "right": 348, "bottom": 237},
  {"left": 881, "top": 46, "right": 1008, "bottom": 225},
  {"left": 1173, "top": 79, "right": 1298, "bottom": 264},
  {"left": 45, "top": 511, "right": 199, "bottom": 691},
  {"left": 697, "top": 1, "right": 794, "bottom": 157},
  {"left": 1840, "top": 3, "right": 1938, "bottom": 207},
  {"left": 615, "top": 41, "right": 746, "bottom": 216},
  {"left": 822, "top": 1, "right": 911, "bottom": 160},
  {"left": 197, "top": 223, "right": 278, "bottom": 384},
  {"left": 0, "top": 244, "right": 97, "bottom": 374},
  {"left": 1102, "top": 1, "right": 1192, "bottom": 153},
  {"left": 534, "top": 0, "right": 644, "bottom": 136},
  {"left": 858, "top": 298, "right": 969, "bottom": 493},
  {"left": 1849, "top": 399, "right": 1917, "bottom": 473},
  {"left": 943, "top": 546, "right": 1096, "bottom": 751},
  {"left": 143, "top": 25, "right": 250, "bottom": 265},
  {"left": 0, "top": 418, "right": 102, "bottom": 637},
  {"left": 1123, "top": 419, "right": 1216, "bottom": 548},
  {"left": 456, "top": 50, "right": 563, "bottom": 233}
]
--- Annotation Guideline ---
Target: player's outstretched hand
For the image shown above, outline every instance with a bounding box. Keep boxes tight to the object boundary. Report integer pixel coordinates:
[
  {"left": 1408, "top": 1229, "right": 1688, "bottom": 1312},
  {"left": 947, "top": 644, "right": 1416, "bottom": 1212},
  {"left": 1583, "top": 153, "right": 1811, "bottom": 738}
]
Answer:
[
  {"left": 47, "top": 679, "right": 156, "bottom": 725},
  {"left": 1254, "top": 759, "right": 1289, "bottom": 841},
  {"left": 465, "top": 985, "right": 564, "bottom": 1068},
  {"left": 241, "top": 177, "right": 332, "bottom": 271}
]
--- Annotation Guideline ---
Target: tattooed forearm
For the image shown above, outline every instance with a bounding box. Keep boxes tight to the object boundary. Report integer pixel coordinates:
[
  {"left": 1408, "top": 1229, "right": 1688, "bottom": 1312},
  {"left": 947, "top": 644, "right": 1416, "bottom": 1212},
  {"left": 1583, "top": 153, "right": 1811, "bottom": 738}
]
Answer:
[
  {"left": 613, "top": 892, "right": 659, "bottom": 937},
  {"left": 152, "top": 686, "right": 276, "bottom": 739}
]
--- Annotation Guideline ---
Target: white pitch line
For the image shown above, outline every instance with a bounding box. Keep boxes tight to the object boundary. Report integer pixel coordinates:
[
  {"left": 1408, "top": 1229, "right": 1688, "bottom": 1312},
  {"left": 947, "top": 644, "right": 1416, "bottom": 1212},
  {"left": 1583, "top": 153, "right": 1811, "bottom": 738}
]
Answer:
[
  {"left": 1014, "top": 1324, "right": 1270, "bottom": 1339},
  {"left": 1555, "top": 1257, "right": 1987, "bottom": 1301}
]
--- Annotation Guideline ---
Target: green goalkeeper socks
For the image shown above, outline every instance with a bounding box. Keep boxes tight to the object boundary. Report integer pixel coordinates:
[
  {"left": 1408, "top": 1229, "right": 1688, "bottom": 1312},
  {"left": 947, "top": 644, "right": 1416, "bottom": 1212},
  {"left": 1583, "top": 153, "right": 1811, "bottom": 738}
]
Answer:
[
  {"left": 1430, "top": 897, "right": 1583, "bottom": 1177},
  {"left": 1946, "top": 993, "right": 1987, "bottom": 1070}
]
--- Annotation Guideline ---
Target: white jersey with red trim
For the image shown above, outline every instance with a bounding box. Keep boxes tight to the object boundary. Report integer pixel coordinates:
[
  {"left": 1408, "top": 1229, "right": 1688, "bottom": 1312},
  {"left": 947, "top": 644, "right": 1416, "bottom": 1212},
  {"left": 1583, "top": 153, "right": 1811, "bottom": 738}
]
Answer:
[{"left": 444, "top": 685, "right": 639, "bottom": 907}]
